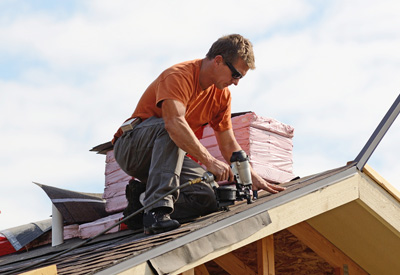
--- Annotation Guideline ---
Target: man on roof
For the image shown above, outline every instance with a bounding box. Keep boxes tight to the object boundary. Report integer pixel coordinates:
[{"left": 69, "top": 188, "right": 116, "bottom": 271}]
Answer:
[{"left": 112, "top": 34, "right": 285, "bottom": 235}]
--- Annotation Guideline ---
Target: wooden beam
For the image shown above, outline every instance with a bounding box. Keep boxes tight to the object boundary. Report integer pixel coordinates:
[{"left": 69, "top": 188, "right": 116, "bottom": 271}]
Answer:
[
  {"left": 180, "top": 269, "right": 194, "bottom": 275},
  {"left": 213, "top": 252, "right": 256, "bottom": 275},
  {"left": 288, "top": 221, "right": 368, "bottom": 275},
  {"left": 334, "top": 267, "right": 343, "bottom": 275},
  {"left": 257, "top": 235, "right": 275, "bottom": 275},
  {"left": 194, "top": 264, "right": 210, "bottom": 275}
]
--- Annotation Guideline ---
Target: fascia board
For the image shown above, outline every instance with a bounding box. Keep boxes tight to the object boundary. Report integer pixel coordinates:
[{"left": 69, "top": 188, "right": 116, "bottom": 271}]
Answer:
[{"left": 358, "top": 172, "right": 400, "bottom": 237}]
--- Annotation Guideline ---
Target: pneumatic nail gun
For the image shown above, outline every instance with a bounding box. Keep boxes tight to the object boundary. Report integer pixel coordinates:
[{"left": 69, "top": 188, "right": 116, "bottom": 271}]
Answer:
[{"left": 210, "top": 150, "right": 257, "bottom": 210}]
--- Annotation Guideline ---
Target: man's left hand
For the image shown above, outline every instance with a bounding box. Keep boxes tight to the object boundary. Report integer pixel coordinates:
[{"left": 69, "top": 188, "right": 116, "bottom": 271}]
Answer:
[{"left": 251, "top": 171, "right": 286, "bottom": 194}]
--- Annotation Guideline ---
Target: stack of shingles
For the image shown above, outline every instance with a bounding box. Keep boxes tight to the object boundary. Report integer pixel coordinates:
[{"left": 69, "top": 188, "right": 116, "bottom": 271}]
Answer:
[{"left": 68, "top": 112, "right": 295, "bottom": 239}]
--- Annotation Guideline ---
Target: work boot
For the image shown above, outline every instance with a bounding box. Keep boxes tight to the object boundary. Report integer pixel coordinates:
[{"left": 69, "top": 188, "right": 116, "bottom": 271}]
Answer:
[
  {"left": 123, "top": 179, "right": 146, "bottom": 230},
  {"left": 143, "top": 207, "right": 180, "bottom": 235}
]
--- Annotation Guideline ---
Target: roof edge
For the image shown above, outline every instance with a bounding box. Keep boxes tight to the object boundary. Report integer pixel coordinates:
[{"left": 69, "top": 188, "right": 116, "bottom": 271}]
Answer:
[{"left": 363, "top": 164, "right": 400, "bottom": 203}]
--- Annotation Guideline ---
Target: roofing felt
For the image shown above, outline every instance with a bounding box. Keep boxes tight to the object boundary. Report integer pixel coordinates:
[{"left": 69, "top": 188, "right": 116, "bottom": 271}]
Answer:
[
  {"left": 0, "top": 220, "right": 51, "bottom": 252},
  {"left": 0, "top": 163, "right": 356, "bottom": 275},
  {"left": 36, "top": 183, "right": 108, "bottom": 224}
]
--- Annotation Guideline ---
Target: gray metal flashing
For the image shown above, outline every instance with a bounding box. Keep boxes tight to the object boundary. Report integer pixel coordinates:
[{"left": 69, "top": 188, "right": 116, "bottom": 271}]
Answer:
[
  {"left": 97, "top": 165, "right": 357, "bottom": 275},
  {"left": 51, "top": 198, "right": 106, "bottom": 204},
  {"left": 355, "top": 93, "right": 400, "bottom": 171}
]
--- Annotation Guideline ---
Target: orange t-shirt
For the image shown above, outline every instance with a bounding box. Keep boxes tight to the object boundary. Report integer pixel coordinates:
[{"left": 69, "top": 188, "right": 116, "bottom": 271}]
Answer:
[{"left": 113, "top": 59, "right": 232, "bottom": 143}]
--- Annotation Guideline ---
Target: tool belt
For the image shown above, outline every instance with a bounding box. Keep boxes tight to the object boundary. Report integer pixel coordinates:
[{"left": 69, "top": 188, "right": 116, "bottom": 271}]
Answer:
[{"left": 121, "top": 117, "right": 142, "bottom": 133}]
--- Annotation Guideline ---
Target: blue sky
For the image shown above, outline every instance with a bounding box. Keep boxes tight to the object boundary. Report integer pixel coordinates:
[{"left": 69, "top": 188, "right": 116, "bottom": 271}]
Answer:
[{"left": 1, "top": 0, "right": 400, "bottom": 230}]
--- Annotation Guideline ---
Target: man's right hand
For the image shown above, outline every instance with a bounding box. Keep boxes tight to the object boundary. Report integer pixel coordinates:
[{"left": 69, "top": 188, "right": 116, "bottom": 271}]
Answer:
[{"left": 207, "top": 158, "right": 234, "bottom": 182}]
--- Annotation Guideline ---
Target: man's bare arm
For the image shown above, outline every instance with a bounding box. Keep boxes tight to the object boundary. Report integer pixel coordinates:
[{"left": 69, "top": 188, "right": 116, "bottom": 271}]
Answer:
[{"left": 161, "top": 99, "right": 233, "bottom": 181}]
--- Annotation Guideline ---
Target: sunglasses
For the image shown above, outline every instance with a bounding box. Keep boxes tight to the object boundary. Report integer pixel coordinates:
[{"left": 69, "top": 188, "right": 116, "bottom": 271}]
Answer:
[{"left": 225, "top": 61, "right": 243, "bottom": 79}]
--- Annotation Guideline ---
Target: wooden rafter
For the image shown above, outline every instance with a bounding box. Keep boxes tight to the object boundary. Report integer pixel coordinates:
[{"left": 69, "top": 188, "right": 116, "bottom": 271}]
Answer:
[
  {"left": 180, "top": 269, "right": 194, "bottom": 275},
  {"left": 257, "top": 235, "right": 275, "bottom": 275},
  {"left": 194, "top": 264, "right": 209, "bottom": 275},
  {"left": 287, "top": 221, "right": 368, "bottom": 275},
  {"left": 213, "top": 252, "right": 256, "bottom": 275}
]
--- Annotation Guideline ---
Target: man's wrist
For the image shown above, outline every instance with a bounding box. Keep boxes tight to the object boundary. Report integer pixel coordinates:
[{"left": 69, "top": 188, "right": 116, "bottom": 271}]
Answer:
[{"left": 199, "top": 151, "right": 218, "bottom": 168}]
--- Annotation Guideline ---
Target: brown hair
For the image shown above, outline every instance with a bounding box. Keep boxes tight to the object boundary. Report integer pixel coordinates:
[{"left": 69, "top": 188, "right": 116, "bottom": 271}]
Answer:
[{"left": 206, "top": 34, "right": 255, "bottom": 70}]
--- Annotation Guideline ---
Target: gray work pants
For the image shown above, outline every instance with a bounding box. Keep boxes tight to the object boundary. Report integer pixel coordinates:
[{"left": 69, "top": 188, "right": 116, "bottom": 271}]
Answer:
[{"left": 113, "top": 117, "right": 218, "bottom": 220}]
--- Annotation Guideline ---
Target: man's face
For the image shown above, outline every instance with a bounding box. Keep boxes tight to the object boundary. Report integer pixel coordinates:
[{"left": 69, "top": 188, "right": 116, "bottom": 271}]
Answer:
[{"left": 214, "top": 57, "right": 249, "bottom": 90}]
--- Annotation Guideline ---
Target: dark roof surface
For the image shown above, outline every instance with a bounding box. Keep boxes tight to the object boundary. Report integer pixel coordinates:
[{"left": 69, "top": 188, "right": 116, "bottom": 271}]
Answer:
[{"left": 0, "top": 163, "right": 356, "bottom": 275}]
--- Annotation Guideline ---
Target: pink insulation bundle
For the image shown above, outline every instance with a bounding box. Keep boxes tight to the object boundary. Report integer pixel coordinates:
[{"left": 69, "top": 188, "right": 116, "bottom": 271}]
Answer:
[
  {"left": 78, "top": 213, "right": 124, "bottom": 239},
  {"left": 64, "top": 224, "right": 80, "bottom": 240},
  {"left": 103, "top": 150, "right": 131, "bottom": 213},
  {"left": 199, "top": 112, "right": 295, "bottom": 184},
  {"left": 63, "top": 214, "right": 126, "bottom": 240}
]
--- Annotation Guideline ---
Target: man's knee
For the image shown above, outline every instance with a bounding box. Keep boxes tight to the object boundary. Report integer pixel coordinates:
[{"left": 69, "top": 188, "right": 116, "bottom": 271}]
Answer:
[
  {"left": 194, "top": 184, "right": 218, "bottom": 214},
  {"left": 171, "top": 183, "right": 218, "bottom": 220}
]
